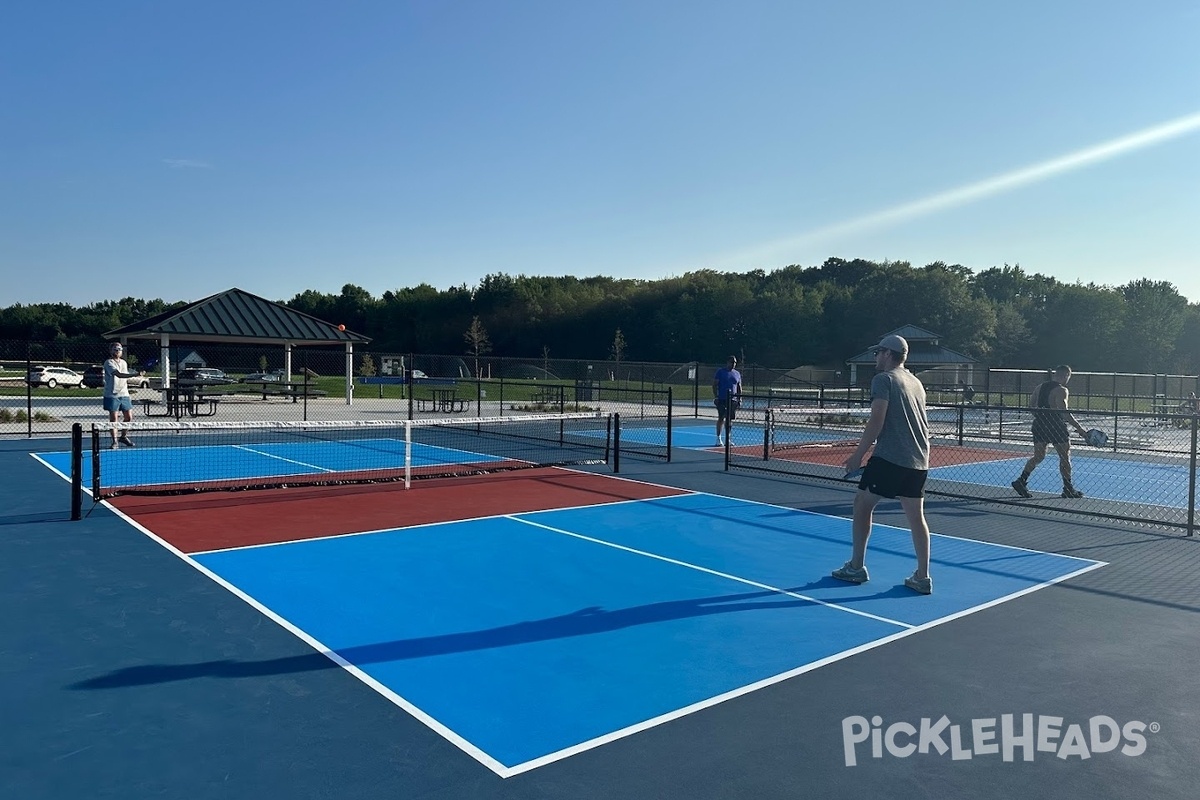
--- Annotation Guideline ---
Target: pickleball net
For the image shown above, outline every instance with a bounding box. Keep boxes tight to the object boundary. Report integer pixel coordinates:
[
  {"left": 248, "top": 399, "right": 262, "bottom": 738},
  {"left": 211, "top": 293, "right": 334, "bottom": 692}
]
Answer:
[
  {"left": 80, "top": 412, "right": 616, "bottom": 499},
  {"left": 766, "top": 406, "right": 873, "bottom": 456}
]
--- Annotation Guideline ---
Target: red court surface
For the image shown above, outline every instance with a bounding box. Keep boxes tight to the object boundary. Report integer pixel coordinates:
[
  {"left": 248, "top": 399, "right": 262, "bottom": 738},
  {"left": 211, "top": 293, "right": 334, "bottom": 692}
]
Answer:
[{"left": 111, "top": 467, "right": 690, "bottom": 553}]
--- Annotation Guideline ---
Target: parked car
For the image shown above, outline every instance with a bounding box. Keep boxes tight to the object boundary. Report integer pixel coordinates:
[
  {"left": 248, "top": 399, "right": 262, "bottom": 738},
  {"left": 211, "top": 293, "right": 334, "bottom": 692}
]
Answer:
[
  {"left": 82, "top": 365, "right": 151, "bottom": 389},
  {"left": 240, "top": 369, "right": 288, "bottom": 383},
  {"left": 176, "top": 368, "right": 237, "bottom": 386},
  {"left": 26, "top": 366, "right": 85, "bottom": 389}
]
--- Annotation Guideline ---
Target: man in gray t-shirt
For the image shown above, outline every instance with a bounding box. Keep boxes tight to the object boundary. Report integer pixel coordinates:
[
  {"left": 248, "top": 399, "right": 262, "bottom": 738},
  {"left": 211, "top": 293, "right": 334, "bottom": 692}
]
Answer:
[{"left": 831, "top": 334, "right": 934, "bottom": 594}]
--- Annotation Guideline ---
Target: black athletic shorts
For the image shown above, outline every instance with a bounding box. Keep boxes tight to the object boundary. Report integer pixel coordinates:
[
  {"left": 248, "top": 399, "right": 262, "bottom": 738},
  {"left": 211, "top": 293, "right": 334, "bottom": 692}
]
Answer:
[
  {"left": 715, "top": 397, "right": 739, "bottom": 421},
  {"left": 859, "top": 456, "right": 928, "bottom": 499},
  {"left": 1031, "top": 419, "right": 1070, "bottom": 445}
]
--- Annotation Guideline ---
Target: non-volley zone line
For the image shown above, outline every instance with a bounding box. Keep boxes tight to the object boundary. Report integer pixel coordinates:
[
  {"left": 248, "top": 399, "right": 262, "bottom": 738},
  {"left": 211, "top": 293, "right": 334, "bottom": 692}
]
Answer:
[{"left": 189, "top": 491, "right": 1104, "bottom": 775}]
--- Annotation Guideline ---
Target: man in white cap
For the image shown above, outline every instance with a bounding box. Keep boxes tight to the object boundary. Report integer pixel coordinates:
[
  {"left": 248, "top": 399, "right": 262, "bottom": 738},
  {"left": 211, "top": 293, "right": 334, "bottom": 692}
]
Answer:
[
  {"left": 833, "top": 334, "right": 934, "bottom": 594},
  {"left": 102, "top": 342, "right": 144, "bottom": 448}
]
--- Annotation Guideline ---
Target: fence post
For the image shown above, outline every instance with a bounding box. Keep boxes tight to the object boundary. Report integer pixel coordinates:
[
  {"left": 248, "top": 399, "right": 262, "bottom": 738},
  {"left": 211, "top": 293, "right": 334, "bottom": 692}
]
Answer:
[
  {"left": 613, "top": 412, "right": 620, "bottom": 473},
  {"left": 763, "top": 410, "right": 770, "bottom": 461},
  {"left": 1188, "top": 416, "right": 1197, "bottom": 537},
  {"left": 666, "top": 387, "right": 673, "bottom": 463},
  {"left": 26, "top": 344, "right": 33, "bottom": 437}
]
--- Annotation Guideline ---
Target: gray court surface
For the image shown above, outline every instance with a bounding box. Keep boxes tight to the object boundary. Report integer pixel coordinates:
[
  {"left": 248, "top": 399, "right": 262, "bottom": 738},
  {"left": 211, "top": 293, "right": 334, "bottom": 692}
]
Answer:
[{"left": 2, "top": 434, "right": 1197, "bottom": 800}]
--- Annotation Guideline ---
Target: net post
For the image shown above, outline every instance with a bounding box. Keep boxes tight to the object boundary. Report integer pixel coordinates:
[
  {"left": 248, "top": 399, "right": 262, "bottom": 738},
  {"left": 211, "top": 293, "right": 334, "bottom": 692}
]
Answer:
[
  {"left": 613, "top": 412, "right": 621, "bottom": 473},
  {"left": 90, "top": 427, "right": 101, "bottom": 498},
  {"left": 70, "top": 423, "right": 82, "bottom": 521},
  {"left": 956, "top": 404, "right": 965, "bottom": 446},
  {"left": 723, "top": 414, "right": 731, "bottom": 471},
  {"left": 665, "top": 387, "right": 673, "bottom": 462}
]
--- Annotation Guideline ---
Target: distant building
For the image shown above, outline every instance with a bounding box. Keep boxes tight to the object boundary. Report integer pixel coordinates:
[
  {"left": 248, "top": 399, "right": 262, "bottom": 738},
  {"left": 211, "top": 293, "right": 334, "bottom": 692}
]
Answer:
[{"left": 846, "top": 324, "right": 977, "bottom": 387}]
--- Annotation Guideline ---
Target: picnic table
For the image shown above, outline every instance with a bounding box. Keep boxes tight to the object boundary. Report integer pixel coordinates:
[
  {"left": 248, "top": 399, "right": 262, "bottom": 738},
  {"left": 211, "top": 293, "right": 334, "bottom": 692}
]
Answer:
[
  {"left": 417, "top": 387, "right": 470, "bottom": 413},
  {"left": 530, "top": 385, "right": 566, "bottom": 408},
  {"left": 140, "top": 385, "right": 220, "bottom": 418}
]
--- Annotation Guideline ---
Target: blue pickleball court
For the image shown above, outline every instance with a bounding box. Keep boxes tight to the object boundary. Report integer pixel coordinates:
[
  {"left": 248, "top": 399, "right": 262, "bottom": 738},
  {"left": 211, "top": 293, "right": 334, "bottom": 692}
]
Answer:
[
  {"left": 932, "top": 455, "right": 1194, "bottom": 508},
  {"left": 190, "top": 491, "right": 1103, "bottom": 776}
]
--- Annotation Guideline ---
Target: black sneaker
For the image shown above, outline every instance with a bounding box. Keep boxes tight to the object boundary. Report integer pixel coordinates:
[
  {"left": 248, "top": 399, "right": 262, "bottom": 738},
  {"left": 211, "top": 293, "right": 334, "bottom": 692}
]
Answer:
[
  {"left": 119, "top": 436, "right": 135, "bottom": 448},
  {"left": 1011, "top": 479, "right": 1031, "bottom": 498},
  {"left": 1061, "top": 487, "right": 1083, "bottom": 499}
]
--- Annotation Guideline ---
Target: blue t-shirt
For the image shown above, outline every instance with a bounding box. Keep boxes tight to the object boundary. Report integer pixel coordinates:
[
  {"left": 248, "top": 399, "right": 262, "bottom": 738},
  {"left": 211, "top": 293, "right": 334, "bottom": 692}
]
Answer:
[{"left": 714, "top": 367, "right": 741, "bottom": 400}]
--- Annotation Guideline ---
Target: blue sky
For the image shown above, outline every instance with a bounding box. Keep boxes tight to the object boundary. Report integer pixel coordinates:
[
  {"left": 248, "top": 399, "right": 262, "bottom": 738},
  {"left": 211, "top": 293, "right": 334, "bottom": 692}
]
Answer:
[{"left": 3, "top": 0, "right": 1198, "bottom": 307}]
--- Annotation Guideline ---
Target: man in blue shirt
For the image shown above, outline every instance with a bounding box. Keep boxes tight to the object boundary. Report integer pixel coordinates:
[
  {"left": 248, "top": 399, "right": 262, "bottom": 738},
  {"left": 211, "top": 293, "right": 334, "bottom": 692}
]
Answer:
[{"left": 712, "top": 355, "right": 742, "bottom": 447}]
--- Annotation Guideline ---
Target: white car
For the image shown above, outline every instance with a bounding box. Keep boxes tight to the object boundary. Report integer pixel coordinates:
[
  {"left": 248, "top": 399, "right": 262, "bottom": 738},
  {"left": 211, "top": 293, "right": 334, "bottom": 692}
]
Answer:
[{"left": 27, "top": 366, "right": 85, "bottom": 389}]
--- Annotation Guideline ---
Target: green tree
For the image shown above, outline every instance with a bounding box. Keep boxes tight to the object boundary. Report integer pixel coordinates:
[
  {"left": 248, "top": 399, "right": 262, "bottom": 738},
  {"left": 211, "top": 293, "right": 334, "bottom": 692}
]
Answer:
[{"left": 1118, "top": 279, "right": 1188, "bottom": 372}]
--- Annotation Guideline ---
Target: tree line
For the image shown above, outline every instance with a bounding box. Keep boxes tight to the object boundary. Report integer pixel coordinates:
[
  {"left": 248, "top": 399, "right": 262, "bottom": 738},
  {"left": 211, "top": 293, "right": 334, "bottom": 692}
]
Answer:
[{"left": 2, "top": 259, "right": 1197, "bottom": 373}]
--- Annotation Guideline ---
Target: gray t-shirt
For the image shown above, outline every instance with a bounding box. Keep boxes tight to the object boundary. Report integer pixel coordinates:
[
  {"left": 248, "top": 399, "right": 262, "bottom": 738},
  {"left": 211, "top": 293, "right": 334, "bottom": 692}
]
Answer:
[{"left": 870, "top": 368, "right": 930, "bottom": 470}]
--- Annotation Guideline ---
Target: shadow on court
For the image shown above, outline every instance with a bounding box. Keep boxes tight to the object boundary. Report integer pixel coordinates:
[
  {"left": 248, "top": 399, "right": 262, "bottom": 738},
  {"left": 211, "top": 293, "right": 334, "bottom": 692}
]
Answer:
[{"left": 68, "top": 581, "right": 918, "bottom": 690}]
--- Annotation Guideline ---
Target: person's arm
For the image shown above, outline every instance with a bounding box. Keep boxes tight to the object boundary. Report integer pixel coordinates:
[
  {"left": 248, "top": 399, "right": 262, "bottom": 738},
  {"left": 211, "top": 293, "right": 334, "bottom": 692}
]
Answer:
[
  {"left": 846, "top": 398, "right": 887, "bottom": 471},
  {"left": 105, "top": 359, "right": 143, "bottom": 380},
  {"left": 1053, "top": 387, "right": 1088, "bottom": 437}
]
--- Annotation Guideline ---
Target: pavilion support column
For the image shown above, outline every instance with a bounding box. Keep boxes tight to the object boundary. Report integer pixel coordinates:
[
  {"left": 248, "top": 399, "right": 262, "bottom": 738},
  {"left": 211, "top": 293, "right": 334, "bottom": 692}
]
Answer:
[
  {"left": 345, "top": 343, "right": 354, "bottom": 405},
  {"left": 284, "top": 344, "right": 293, "bottom": 381},
  {"left": 160, "top": 335, "right": 171, "bottom": 389}
]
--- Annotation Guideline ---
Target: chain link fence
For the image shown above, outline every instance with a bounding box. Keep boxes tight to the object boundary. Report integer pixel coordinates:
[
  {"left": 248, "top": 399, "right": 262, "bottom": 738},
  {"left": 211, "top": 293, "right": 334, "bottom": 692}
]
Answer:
[
  {"left": 726, "top": 397, "right": 1200, "bottom": 536},
  {"left": 5, "top": 337, "right": 1198, "bottom": 534}
]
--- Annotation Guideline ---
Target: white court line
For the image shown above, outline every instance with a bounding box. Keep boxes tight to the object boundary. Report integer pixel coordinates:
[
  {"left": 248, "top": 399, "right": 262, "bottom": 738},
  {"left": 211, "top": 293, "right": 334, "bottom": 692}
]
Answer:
[
  {"left": 231, "top": 444, "right": 338, "bottom": 472},
  {"left": 493, "top": 508, "right": 1106, "bottom": 776},
  {"left": 508, "top": 514, "right": 913, "bottom": 629},
  {"left": 40, "top": 454, "right": 1112, "bottom": 779},
  {"left": 97, "top": 499, "right": 513, "bottom": 778}
]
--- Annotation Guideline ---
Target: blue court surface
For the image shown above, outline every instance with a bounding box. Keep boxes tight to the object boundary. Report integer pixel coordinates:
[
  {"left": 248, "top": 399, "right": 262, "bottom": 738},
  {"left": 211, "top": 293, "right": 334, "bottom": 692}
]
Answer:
[
  {"left": 189, "top": 491, "right": 1101, "bottom": 776},
  {"left": 931, "top": 456, "right": 1194, "bottom": 508}
]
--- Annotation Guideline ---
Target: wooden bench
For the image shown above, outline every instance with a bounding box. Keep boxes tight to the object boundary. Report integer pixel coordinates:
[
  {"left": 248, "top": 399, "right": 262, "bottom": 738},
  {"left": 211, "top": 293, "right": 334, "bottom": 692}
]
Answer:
[
  {"left": 277, "top": 388, "right": 327, "bottom": 403},
  {"left": 239, "top": 384, "right": 328, "bottom": 402}
]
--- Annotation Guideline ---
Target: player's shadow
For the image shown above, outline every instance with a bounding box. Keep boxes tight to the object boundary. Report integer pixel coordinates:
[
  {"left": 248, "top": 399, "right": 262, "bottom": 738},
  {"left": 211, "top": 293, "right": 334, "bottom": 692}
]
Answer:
[{"left": 69, "top": 585, "right": 868, "bottom": 690}]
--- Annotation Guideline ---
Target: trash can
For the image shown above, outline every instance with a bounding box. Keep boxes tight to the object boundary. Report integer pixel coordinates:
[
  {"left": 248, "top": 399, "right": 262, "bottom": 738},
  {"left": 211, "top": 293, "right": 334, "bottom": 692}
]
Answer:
[{"left": 575, "top": 380, "right": 598, "bottom": 402}]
